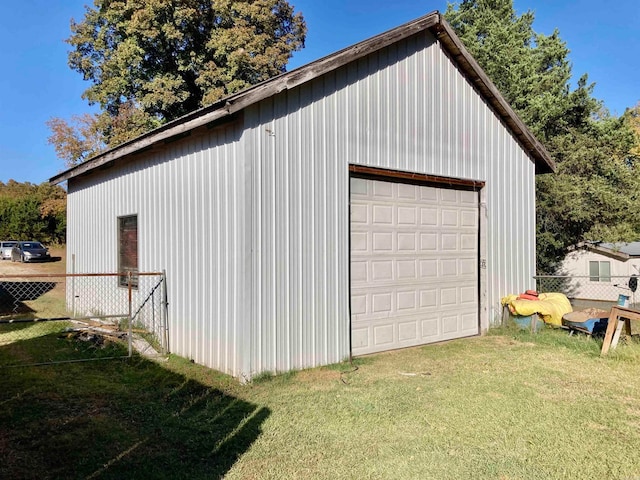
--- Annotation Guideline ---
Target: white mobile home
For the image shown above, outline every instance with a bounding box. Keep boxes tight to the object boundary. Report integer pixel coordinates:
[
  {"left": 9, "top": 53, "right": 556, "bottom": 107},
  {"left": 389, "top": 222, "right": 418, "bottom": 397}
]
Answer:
[
  {"left": 561, "top": 242, "right": 640, "bottom": 301},
  {"left": 51, "top": 12, "right": 554, "bottom": 379}
]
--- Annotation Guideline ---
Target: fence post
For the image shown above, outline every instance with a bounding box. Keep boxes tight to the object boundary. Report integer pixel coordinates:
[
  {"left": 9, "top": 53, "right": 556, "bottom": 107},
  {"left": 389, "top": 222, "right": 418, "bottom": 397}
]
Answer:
[
  {"left": 71, "top": 254, "right": 76, "bottom": 316},
  {"left": 128, "top": 271, "right": 133, "bottom": 358},
  {"left": 162, "top": 269, "right": 169, "bottom": 355}
]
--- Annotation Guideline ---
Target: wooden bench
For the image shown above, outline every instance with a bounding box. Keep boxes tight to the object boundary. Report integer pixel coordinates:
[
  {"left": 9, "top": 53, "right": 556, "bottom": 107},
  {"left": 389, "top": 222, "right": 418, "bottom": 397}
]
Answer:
[{"left": 600, "top": 306, "right": 640, "bottom": 355}]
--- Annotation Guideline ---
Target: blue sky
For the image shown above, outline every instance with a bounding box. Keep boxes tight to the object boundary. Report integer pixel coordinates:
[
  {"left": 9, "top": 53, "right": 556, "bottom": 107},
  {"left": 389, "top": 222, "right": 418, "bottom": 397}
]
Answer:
[{"left": 0, "top": 0, "right": 638, "bottom": 185}]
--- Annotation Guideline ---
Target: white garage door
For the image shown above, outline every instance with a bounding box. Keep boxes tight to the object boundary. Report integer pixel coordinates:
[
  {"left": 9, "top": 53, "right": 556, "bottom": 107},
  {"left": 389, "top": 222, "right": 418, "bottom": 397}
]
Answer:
[{"left": 350, "top": 177, "right": 479, "bottom": 356}]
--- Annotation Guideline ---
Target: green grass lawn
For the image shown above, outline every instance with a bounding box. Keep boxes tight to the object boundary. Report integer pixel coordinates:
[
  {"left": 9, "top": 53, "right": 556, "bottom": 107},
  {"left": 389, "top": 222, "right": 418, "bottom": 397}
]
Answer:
[{"left": 2, "top": 327, "right": 640, "bottom": 479}]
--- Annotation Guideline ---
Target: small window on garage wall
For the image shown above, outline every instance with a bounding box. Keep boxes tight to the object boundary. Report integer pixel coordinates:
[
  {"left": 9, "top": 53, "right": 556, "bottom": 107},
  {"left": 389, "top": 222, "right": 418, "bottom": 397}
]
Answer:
[
  {"left": 589, "top": 260, "right": 611, "bottom": 282},
  {"left": 118, "top": 215, "right": 138, "bottom": 288}
]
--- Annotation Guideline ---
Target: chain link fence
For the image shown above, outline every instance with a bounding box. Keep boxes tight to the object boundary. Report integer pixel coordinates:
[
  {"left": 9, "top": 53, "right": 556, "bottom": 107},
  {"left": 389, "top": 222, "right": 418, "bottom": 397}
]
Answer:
[
  {"left": 0, "top": 272, "right": 168, "bottom": 367},
  {"left": 534, "top": 275, "right": 638, "bottom": 311}
]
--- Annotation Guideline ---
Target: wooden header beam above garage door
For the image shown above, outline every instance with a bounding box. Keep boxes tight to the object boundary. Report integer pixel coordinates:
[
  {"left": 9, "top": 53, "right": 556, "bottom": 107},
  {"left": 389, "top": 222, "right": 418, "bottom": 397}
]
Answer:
[{"left": 349, "top": 165, "right": 485, "bottom": 189}]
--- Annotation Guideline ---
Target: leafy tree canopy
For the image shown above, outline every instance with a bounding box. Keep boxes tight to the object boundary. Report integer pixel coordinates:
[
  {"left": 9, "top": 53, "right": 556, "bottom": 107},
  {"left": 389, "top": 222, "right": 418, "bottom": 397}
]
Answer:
[
  {"left": 444, "top": 0, "right": 600, "bottom": 141},
  {"left": 0, "top": 181, "right": 67, "bottom": 244},
  {"left": 49, "top": 0, "right": 306, "bottom": 166},
  {"left": 47, "top": 102, "right": 160, "bottom": 167},
  {"left": 69, "top": 0, "right": 305, "bottom": 121},
  {"left": 623, "top": 102, "right": 640, "bottom": 159},
  {"left": 445, "top": 0, "right": 640, "bottom": 272}
]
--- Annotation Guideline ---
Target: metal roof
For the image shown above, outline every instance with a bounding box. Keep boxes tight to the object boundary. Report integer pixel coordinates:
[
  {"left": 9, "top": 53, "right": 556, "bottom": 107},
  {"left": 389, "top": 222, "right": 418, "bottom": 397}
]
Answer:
[
  {"left": 50, "top": 11, "right": 555, "bottom": 185},
  {"left": 572, "top": 241, "right": 640, "bottom": 260},
  {"left": 600, "top": 242, "right": 640, "bottom": 257}
]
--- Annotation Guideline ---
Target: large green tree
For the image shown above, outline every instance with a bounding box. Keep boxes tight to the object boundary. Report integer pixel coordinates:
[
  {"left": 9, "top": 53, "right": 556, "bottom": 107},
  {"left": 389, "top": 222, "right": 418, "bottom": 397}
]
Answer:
[
  {"left": 444, "top": 0, "right": 599, "bottom": 141},
  {"left": 49, "top": 0, "right": 306, "bottom": 166},
  {"left": 445, "top": 0, "right": 640, "bottom": 273},
  {"left": 537, "top": 118, "right": 640, "bottom": 267},
  {"left": 624, "top": 102, "right": 640, "bottom": 159},
  {"left": 0, "top": 181, "right": 67, "bottom": 243}
]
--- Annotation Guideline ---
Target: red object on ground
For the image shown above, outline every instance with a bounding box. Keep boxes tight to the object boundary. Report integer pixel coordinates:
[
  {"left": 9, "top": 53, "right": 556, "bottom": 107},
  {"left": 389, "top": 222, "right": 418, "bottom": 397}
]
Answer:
[{"left": 518, "top": 292, "right": 540, "bottom": 301}]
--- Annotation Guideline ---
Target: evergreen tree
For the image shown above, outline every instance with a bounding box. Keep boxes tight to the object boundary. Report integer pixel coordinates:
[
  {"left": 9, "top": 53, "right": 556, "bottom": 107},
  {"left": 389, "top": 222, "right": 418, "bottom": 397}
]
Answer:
[
  {"left": 445, "top": 0, "right": 640, "bottom": 272},
  {"left": 445, "top": 0, "right": 599, "bottom": 141}
]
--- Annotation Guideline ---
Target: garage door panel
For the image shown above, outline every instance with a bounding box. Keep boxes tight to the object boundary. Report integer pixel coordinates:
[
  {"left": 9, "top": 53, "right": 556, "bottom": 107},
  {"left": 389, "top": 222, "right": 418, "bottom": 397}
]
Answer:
[
  {"left": 351, "top": 257, "right": 477, "bottom": 288},
  {"left": 373, "top": 232, "right": 393, "bottom": 251},
  {"left": 441, "top": 233, "right": 459, "bottom": 250},
  {"left": 460, "top": 190, "right": 477, "bottom": 204},
  {"left": 374, "top": 324, "right": 395, "bottom": 346},
  {"left": 462, "top": 312, "right": 479, "bottom": 330},
  {"left": 398, "top": 232, "right": 417, "bottom": 251},
  {"left": 351, "top": 260, "right": 368, "bottom": 282},
  {"left": 371, "top": 292, "right": 392, "bottom": 313},
  {"left": 397, "top": 183, "right": 419, "bottom": 199},
  {"left": 442, "top": 314, "right": 459, "bottom": 333},
  {"left": 371, "top": 260, "right": 393, "bottom": 281},
  {"left": 420, "top": 208, "right": 438, "bottom": 226},
  {"left": 440, "top": 287, "right": 459, "bottom": 306},
  {"left": 460, "top": 286, "right": 477, "bottom": 304},
  {"left": 353, "top": 260, "right": 476, "bottom": 287},
  {"left": 398, "top": 206, "right": 418, "bottom": 224},
  {"left": 351, "top": 177, "right": 479, "bottom": 356},
  {"left": 441, "top": 209, "right": 459, "bottom": 227},
  {"left": 372, "top": 180, "right": 393, "bottom": 197},
  {"left": 420, "top": 186, "right": 439, "bottom": 202},
  {"left": 351, "top": 284, "right": 475, "bottom": 320},
  {"left": 420, "top": 289, "right": 438, "bottom": 308},
  {"left": 398, "top": 320, "right": 418, "bottom": 342},
  {"left": 351, "top": 310, "right": 479, "bottom": 355},
  {"left": 373, "top": 204, "right": 393, "bottom": 224},
  {"left": 440, "top": 189, "right": 458, "bottom": 203},
  {"left": 353, "top": 231, "right": 480, "bottom": 256},
  {"left": 461, "top": 210, "right": 478, "bottom": 227},
  {"left": 351, "top": 204, "right": 368, "bottom": 223},
  {"left": 351, "top": 293, "right": 367, "bottom": 315},
  {"left": 351, "top": 177, "right": 369, "bottom": 196},
  {"left": 351, "top": 326, "right": 369, "bottom": 350},
  {"left": 440, "top": 259, "right": 458, "bottom": 276},
  {"left": 420, "top": 233, "right": 438, "bottom": 250},
  {"left": 397, "top": 260, "right": 417, "bottom": 279},
  {"left": 461, "top": 233, "right": 477, "bottom": 250},
  {"left": 460, "top": 258, "right": 477, "bottom": 275},
  {"left": 397, "top": 290, "right": 417, "bottom": 311},
  {"left": 351, "top": 231, "right": 368, "bottom": 252},
  {"left": 421, "top": 316, "right": 440, "bottom": 337}
]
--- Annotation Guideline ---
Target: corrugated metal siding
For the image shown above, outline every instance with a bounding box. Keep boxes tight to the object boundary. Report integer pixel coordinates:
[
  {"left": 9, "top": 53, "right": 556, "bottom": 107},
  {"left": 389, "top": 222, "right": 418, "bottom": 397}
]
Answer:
[
  {"left": 67, "top": 27, "right": 537, "bottom": 379},
  {"left": 67, "top": 123, "right": 250, "bottom": 378},
  {"left": 246, "top": 90, "right": 351, "bottom": 376},
  {"left": 244, "top": 27, "right": 535, "bottom": 374}
]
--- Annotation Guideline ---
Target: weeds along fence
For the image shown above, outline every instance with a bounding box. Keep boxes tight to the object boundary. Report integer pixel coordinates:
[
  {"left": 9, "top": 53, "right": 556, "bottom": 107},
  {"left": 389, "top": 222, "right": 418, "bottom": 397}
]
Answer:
[
  {"left": 534, "top": 275, "right": 638, "bottom": 310},
  {"left": 0, "top": 272, "right": 168, "bottom": 367}
]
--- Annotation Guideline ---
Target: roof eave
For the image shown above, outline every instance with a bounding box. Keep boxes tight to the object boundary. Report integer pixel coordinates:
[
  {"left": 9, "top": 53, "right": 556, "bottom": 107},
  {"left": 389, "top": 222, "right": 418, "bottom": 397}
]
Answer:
[
  {"left": 570, "top": 241, "right": 631, "bottom": 261},
  {"left": 431, "top": 20, "right": 555, "bottom": 174},
  {"left": 50, "top": 11, "right": 555, "bottom": 185}
]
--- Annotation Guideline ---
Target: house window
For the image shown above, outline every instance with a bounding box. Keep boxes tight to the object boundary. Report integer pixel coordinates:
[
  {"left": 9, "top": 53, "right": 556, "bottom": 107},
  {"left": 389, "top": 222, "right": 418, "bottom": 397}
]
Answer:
[
  {"left": 118, "top": 215, "right": 138, "bottom": 288},
  {"left": 589, "top": 261, "right": 610, "bottom": 282}
]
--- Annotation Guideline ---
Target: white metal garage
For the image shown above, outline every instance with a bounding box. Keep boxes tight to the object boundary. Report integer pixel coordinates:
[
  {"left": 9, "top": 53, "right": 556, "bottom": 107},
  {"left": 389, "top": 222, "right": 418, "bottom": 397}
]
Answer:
[
  {"left": 53, "top": 12, "right": 555, "bottom": 379},
  {"left": 350, "top": 176, "right": 480, "bottom": 356}
]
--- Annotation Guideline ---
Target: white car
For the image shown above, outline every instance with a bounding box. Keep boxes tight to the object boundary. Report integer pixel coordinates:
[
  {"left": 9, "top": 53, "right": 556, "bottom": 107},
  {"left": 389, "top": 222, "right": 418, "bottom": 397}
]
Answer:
[{"left": 0, "top": 241, "right": 18, "bottom": 260}]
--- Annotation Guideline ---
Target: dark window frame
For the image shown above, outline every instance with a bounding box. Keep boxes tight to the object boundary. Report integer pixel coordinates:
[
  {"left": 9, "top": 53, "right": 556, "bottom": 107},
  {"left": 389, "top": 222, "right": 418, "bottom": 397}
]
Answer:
[{"left": 118, "top": 215, "right": 139, "bottom": 288}]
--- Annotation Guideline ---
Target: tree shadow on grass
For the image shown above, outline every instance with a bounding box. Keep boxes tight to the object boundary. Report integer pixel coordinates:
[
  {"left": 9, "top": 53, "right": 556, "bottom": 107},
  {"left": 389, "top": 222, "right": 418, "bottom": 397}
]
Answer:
[
  {"left": 0, "top": 281, "right": 56, "bottom": 318},
  {"left": 0, "top": 335, "right": 269, "bottom": 480}
]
